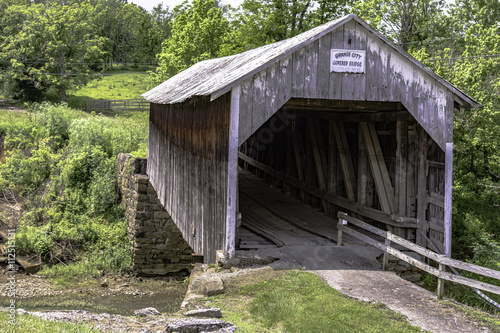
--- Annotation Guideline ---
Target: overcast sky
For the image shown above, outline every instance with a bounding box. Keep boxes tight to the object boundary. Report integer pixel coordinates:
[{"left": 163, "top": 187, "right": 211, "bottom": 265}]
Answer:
[{"left": 129, "top": 0, "right": 244, "bottom": 12}]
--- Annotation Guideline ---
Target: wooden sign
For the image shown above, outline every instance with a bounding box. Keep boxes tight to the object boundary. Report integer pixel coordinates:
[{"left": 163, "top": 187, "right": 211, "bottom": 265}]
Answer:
[{"left": 330, "top": 49, "right": 366, "bottom": 74}]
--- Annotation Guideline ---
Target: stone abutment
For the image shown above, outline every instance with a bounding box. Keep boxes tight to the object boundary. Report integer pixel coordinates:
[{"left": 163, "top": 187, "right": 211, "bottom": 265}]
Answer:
[{"left": 116, "top": 153, "right": 193, "bottom": 276}]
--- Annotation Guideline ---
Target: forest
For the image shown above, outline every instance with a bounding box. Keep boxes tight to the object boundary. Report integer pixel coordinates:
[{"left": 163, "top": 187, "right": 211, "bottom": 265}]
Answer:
[{"left": 0, "top": 0, "right": 499, "bottom": 311}]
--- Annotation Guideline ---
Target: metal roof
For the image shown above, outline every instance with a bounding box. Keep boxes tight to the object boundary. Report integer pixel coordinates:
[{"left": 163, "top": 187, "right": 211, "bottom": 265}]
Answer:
[{"left": 142, "top": 14, "right": 481, "bottom": 109}]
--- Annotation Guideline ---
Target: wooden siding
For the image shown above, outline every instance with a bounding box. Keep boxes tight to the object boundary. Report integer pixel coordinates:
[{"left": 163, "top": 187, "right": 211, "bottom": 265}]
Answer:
[
  {"left": 237, "top": 22, "right": 454, "bottom": 151},
  {"left": 147, "top": 95, "right": 231, "bottom": 263}
]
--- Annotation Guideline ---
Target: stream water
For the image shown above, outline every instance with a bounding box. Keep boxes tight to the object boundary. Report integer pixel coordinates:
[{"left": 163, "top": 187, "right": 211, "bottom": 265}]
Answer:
[{"left": 0, "top": 279, "right": 188, "bottom": 316}]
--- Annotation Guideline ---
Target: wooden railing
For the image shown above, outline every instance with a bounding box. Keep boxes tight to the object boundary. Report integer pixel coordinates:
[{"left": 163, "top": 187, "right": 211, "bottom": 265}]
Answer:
[
  {"left": 337, "top": 212, "right": 500, "bottom": 299},
  {"left": 85, "top": 99, "right": 149, "bottom": 111}
]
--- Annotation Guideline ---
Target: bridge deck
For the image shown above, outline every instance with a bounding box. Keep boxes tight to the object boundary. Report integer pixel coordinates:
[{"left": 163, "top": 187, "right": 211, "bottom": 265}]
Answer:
[{"left": 238, "top": 170, "right": 365, "bottom": 249}]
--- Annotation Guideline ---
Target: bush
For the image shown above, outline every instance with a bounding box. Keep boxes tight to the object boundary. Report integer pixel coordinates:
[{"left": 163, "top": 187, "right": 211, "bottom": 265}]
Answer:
[{"left": 0, "top": 102, "right": 145, "bottom": 277}]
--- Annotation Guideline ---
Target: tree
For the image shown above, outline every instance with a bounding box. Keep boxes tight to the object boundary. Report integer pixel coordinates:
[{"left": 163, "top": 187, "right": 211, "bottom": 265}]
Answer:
[
  {"left": 149, "top": 0, "right": 230, "bottom": 86},
  {"left": 353, "top": 0, "right": 446, "bottom": 50},
  {"left": 0, "top": 2, "right": 107, "bottom": 101},
  {"left": 148, "top": 3, "right": 174, "bottom": 58},
  {"left": 218, "top": 0, "right": 350, "bottom": 56}
]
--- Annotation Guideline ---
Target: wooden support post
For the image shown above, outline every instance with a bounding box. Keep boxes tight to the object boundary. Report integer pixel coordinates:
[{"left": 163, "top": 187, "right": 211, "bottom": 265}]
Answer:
[
  {"left": 395, "top": 121, "right": 408, "bottom": 216},
  {"left": 337, "top": 212, "right": 347, "bottom": 246},
  {"left": 292, "top": 123, "right": 306, "bottom": 201},
  {"left": 437, "top": 263, "right": 445, "bottom": 299},
  {"left": 307, "top": 118, "right": 328, "bottom": 212},
  {"left": 383, "top": 232, "right": 391, "bottom": 271},
  {"left": 357, "top": 123, "right": 369, "bottom": 208},
  {"left": 328, "top": 121, "right": 339, "bottom": 216},
  {"left": 444, "top": 143, "right": 453, "bottom": 258},
  {"left": 416, "top": 125, "right": 429, "bottom": 248},
  {"left": 225, "top": 85, "right": 240, "bottom": 258},
  {"left": 332, "top": 121, "right": 357, "bottom": 202},
  {"left": 285, "top": 126, "right": 293, "bottom": 196},
  {"left": 360, "top": 122, "right": 396, "bottom": 214}
]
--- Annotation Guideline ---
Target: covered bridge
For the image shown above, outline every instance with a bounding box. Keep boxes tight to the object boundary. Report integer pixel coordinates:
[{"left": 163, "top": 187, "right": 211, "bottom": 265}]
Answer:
[{"left": 142, "top": 14, "right": 480, "bottom": 263}]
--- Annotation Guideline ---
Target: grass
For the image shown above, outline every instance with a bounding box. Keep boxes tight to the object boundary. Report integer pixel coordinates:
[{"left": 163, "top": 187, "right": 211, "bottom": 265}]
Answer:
[
  {"left": 0, "top": 310, "right": 100, "bottom": 333},
  {"left": 40, "top": 69, "right": 150, "bottom": 110},
  {"left": 64, "top": 71, "right": 150, "bottom": 109},
  {"left": 199, "top": 270, "right": 426, "bottom": 333}
]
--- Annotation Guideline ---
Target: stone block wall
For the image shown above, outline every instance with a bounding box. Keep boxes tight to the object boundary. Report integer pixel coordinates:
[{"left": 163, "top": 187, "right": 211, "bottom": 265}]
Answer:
[{"left": 116, "top": 153, "right": 193, "bottom": 276}]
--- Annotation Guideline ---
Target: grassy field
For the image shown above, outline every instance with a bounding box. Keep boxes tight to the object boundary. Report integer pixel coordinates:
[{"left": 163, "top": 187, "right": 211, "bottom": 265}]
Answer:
[{"left": 45, "top": 70, "right": 150, "bottom": 109}]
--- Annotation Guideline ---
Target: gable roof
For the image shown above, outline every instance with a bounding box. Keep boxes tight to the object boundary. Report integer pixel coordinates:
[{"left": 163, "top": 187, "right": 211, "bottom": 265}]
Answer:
[{"left": 142, "top": 14, "right": 480, "bottom": 110}]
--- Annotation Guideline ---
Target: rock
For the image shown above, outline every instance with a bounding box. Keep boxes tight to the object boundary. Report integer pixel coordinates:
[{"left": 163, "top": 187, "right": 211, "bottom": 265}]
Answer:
[
  {"left": 395, "top": 261, "right": 412, "bottom": 273},
  {"left": 403, "top": 251, "right": 422, "bottom": 261},
  {"left": 101, "top": 279, "right": 109, "bottom": 288},
  {"left": 222, "top": 258, "right": 240, "bottom": 269},
  {"left": 134, "top": 307, "right": 161, "bottom": 317},
  {"left": 203, "top": 277, "right": 225, "bottom": 296},
  {"left": 165, "top": 319, "right": 238, "bottom": 333},
  {"left": 184, "top": 308, "right": 222, "bottom": 318},
  {"left": 401, "top": 272, "right": 422, "bottom": 283}
]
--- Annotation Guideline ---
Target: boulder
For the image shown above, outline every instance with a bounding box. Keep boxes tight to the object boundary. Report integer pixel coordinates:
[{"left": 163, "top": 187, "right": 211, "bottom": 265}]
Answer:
[
  {"left": 165, "top": 319, "right": 238, "bottom": 333},
  {"left": 184, "top": 308, "right": 222, "bottom": 318},
  {"left": 203, "top": 277, "right": 225, "bottom": 296},
  {"left": 134, "top": 307, "right": 161, "bottom": 317}
]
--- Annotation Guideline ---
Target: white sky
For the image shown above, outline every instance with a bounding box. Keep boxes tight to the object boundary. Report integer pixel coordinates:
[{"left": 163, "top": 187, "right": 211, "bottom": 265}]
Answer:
[{"left": 129, "top": 0, "right": 244, "bottom": 12}]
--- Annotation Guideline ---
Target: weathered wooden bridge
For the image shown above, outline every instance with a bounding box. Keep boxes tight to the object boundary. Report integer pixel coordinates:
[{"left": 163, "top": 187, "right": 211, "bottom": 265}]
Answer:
[{"left": 141, "top": 13, "right": 480, "bottom": 265}]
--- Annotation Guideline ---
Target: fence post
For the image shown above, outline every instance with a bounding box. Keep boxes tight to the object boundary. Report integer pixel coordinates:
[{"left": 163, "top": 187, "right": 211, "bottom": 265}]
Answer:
[
  {"left": 383, "top": 231, "right": 391, "bottom": 270},
  {"left": 337, "top": 212, "right": 347, "bottom": 246},
  {"left": 437, "top": 263, "right": 445, "bottom": 299}
]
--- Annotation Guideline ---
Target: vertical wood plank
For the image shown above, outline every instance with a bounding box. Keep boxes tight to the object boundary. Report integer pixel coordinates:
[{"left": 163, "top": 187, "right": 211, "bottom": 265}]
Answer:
[
  {"left": 292, "top": 122, "right": 306, "bottom": 201},
  {"left": 360, "top": 122, "right": 396, "bottom": 214},
  {"left": 396, "top": 120, "right": 408, "bottom": 216},
  {"left": 352, "top": 22, "right": 367, "bottom": 101},
  {"left": 305, "top": 40, "right": 319, "bottom": 99},
  {"left": 329, "top": 26, "right": 344, "bottom": 99},
  {"left": 341, "top": 20, "right": 356, "bottom": 101},
  {"left": 277, "top": 55, "right": 293, "bottom": 109},
  {"left": 251, "top": 71, "right": 267, "bottom": 133},
  {"left": 444, "top": 142, "right": 453, "bottom": 257},
  {"left": 226, "top": 85, "right": 240, "bottom": 258},
  {"left": 316, "top": 34, "right": 331, "bottom": 99},
  {"left": 238, "top": 77, "right": 254, "bottom": 144},
  {"left": 417, "top": 125, "right": 429, "bottom": 247},
  {"left": 292, "top": 47, "right": 306, "bottom": 98},
  {"left": 307, "top": 118, "right": 328, "bottom": 212},
  {"left": 328, "top": 120, "right": 338, "bottom": 215},
  {"left": 357, "top": 122, "right": 369, "bottom": 207},
  {"left": 332, "top": 121, "right": 357, "bottom": 201}
]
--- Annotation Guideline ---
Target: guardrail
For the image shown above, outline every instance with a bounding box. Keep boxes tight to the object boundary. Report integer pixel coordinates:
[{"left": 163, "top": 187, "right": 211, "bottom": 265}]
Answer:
[
  {"left": 337, "top": 212, "right": 500, "bottom": 299},
  {"left": 85, "top": 99, "right": 149, "bottom": 111}
]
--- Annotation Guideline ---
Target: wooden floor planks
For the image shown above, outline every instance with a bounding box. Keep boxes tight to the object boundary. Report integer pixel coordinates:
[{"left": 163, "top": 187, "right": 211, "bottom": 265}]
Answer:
[{"left": 239, "top": 170, "right": 364, "bottom": 247}]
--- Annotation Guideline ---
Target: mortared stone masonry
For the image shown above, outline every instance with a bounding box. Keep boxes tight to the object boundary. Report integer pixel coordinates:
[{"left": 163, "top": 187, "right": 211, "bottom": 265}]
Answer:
[{"left": 116, "top": 153, "right": 193, "bottom": 276}]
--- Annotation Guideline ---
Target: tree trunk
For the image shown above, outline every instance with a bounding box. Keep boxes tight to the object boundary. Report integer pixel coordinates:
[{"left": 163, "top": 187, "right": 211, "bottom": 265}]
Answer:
[{"left": 60, "top": 84, "right": 66, "bottom": 103}]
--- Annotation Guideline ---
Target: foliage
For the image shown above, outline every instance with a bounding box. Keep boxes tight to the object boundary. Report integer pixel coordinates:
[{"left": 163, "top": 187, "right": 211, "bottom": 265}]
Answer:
[
  {"left": 353, "top": 0, "right": 446, "bottom": 50},
  {"left": 219, "top": 0, "right": 350, "bottom": 56},
  {"left": 149, "top": 0, "right": 230, "bottom": 86},
  {"left": 0, "top": 102, "right": 146, "bottom": 276},
  {"left": 0, "top": 2, "right": 108, "bottom": 102}
]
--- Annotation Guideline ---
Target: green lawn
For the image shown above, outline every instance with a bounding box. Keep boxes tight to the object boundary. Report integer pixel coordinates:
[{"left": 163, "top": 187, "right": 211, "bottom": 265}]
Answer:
[
  {"left": 200, "top": 270, "right": 426, "bottom": 333},
  {"left": 60, "top": 71, "right": 150, "bottom": 109}
]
